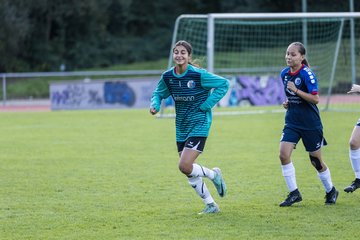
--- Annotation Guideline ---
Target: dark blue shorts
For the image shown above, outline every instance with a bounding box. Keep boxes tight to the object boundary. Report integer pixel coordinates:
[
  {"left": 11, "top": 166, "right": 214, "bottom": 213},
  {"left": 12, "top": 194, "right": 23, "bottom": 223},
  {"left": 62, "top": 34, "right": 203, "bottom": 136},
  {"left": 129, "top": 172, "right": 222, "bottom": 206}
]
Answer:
[
  {"left": 356, "top": 118, "right": 360, "bottom": 126},
  {"left": 177, "top": 137, "right": 207, "bottom": 153},
  {"left": 280, "top": 126, "right": 327, "bottom": 152}
]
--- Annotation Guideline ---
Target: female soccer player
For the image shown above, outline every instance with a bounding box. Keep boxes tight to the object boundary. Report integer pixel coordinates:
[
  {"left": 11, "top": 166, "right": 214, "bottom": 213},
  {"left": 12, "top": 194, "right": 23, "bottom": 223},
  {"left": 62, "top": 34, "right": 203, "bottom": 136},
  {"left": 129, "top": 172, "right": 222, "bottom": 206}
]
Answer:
[
  {"left": 344, "top": 84, "right": 360, "bottom": 193},
  {"left": 150, "top": 40, "right": 229, "bottom": 214},
  {"left": 278, "top": 42, "right": 339, "bottom": 206}
]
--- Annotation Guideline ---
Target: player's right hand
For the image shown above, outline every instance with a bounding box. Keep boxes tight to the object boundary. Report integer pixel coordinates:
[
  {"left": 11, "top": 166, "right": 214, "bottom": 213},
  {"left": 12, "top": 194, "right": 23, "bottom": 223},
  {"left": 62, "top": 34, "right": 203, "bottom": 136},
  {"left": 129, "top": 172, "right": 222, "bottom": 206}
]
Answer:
[
  {"left": 150, "top": 108, "right": 158, "bottom": 115},
  {"left": 282, "top": 100, "right": 289, "bottom": 109}
]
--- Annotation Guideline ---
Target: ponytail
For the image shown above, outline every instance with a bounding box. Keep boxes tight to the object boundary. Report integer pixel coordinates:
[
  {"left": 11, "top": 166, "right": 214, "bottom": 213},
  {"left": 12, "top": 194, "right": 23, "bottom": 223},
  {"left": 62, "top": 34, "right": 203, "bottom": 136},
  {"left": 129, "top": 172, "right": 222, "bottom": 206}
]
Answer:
[{"left": 302, "top": 59, "right": 310, "bottom": 68}]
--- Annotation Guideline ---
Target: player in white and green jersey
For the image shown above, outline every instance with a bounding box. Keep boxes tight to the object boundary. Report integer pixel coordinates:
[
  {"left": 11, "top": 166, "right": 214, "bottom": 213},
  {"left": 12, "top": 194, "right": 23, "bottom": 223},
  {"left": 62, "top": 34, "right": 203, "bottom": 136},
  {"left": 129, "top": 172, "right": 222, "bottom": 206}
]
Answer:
[{"left": 150, "top": 40, "right": 229, "bottom": 214}]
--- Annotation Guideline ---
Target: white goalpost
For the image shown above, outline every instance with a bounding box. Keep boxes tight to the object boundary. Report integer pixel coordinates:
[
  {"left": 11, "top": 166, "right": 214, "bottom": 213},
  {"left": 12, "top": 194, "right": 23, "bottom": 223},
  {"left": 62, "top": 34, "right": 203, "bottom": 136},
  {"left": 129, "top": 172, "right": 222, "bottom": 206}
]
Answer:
[{"left": 161, "top": 12, "right": 360, "bottom": 116}]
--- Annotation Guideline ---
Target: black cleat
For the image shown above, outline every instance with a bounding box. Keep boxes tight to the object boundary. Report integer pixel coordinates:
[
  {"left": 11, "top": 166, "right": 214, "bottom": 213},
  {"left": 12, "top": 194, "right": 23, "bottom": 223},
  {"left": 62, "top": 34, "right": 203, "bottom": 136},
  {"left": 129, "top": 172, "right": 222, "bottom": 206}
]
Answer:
[
  {"left": 279, "top": 189, "right": 302, "bottom": 207},
  {"left": 344, "top": 178, "right": 360, "bottom": 193},
  {"left": 325, "top": 186, "right": 339, "bottom": 205}
]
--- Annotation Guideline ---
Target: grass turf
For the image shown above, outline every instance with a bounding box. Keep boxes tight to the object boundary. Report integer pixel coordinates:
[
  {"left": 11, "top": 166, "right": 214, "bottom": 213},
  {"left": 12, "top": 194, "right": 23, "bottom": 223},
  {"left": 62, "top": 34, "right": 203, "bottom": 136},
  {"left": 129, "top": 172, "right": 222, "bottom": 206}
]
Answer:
[{"left": 1, "top": 108, "right": 360, "bottom": 239}]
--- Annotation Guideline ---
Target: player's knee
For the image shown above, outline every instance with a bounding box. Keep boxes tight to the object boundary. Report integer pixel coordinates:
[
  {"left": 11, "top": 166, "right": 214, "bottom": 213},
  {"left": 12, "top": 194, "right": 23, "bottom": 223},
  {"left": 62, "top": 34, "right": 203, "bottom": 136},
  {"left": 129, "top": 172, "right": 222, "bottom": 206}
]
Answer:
[
  {"left": 349, "top": 138, "right": 360, "bottom": 150},
  {"left": 178, "top": 162, "right": 192, "bottom": 175},
  {"left": 309, "top": 155, "right": 323, "bottom": 171},
  {"left": 279, "top": 152, "right": 290, "bottom": 164}
]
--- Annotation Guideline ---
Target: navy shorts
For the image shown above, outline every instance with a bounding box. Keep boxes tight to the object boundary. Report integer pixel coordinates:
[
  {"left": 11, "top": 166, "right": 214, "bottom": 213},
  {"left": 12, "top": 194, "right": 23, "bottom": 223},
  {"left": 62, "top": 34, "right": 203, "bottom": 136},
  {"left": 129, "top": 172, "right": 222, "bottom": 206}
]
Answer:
[
  {"left": 356, "top": 118, "right": 360, "bottom": 126},
  {"left": 280, "top": 126, "right": 327, "bottom": 152},
  {"left": 177, "top": 137, "right": 207, "bottom": 153}
]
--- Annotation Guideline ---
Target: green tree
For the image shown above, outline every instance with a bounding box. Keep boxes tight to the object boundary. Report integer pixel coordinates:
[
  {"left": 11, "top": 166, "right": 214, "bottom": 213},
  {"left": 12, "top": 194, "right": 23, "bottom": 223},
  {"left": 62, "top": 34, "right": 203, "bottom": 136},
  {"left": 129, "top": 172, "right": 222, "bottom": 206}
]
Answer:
[
  {"left": 0, "top": 0, "right": 31, "bottom": 72},
  {"left": 0, "top": 0, "right": 358, "bottom": 73}
]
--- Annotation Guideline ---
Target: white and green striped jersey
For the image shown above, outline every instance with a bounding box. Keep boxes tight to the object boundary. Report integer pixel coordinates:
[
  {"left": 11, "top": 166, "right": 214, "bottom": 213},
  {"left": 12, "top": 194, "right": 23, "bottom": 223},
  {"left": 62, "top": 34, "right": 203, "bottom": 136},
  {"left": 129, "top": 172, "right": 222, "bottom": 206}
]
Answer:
[{"left": 151, "top": 64, "right": 229, "bottom": 142}]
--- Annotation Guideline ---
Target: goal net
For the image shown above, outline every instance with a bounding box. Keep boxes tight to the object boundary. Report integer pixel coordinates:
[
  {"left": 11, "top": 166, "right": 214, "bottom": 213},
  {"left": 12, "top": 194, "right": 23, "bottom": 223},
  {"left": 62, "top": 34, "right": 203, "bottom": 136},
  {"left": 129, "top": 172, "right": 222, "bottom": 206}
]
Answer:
[{"left": 161, "top": 13, "right": 360, "bottom": 115}]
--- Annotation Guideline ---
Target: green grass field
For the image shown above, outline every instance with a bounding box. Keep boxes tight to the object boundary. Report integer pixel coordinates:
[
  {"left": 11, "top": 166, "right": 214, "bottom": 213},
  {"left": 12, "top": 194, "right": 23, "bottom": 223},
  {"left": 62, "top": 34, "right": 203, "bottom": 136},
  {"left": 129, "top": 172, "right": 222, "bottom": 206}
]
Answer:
[{"left": 1, "top": 108, "right": 360, "bottom": 239}]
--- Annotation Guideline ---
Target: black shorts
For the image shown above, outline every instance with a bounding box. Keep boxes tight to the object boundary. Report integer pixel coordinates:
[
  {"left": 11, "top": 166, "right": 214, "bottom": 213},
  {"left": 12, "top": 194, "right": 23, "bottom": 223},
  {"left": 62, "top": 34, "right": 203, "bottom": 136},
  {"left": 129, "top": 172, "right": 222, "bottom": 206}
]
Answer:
[
  {"left": 177, "top": 137, "right": 207, "bottom": 153},
  {"left": 280, "top": 126, "right": 327, "bottom": 152},
  {"left": 356, "top": 118, "right": 360, "bottom": 127}
]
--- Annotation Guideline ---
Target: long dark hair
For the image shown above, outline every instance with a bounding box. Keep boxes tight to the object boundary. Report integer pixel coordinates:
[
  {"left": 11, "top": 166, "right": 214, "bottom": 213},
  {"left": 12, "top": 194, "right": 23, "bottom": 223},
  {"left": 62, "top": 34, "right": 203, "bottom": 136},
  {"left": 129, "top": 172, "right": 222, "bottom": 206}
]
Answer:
[{"left": 290, "top": 42, "right": 310, "bottom": 67}]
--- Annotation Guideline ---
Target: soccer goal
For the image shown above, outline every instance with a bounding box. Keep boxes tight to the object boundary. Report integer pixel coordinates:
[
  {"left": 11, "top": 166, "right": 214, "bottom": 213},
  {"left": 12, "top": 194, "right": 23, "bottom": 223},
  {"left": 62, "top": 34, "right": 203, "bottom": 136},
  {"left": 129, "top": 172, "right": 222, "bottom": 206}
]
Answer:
[{"left": 162, "top": 12, "right": 360, "bottom": 115}]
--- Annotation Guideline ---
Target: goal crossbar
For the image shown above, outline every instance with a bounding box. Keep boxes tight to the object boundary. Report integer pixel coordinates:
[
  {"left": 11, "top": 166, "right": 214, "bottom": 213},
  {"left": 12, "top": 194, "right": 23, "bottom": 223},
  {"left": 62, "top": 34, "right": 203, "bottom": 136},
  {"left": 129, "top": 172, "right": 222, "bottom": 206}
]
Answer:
[{"left": 208, "top": 12, "right": 360, "bottom": 19}]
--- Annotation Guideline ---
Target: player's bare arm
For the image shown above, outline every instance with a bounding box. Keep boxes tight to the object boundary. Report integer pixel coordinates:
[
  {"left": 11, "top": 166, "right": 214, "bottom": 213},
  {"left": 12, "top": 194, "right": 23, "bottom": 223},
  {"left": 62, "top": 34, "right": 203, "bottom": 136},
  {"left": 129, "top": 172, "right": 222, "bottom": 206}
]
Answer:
[{"left": 286, "top": 81, "right": 319, "bottom": 104}]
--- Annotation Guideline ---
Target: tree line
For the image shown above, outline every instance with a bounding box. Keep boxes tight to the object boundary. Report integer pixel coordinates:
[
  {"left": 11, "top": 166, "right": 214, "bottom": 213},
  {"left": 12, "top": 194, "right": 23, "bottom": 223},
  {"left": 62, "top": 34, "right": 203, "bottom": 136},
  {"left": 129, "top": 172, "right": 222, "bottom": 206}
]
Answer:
[{"left": 0, "top": 0, "right": 357, "bottom": 73}]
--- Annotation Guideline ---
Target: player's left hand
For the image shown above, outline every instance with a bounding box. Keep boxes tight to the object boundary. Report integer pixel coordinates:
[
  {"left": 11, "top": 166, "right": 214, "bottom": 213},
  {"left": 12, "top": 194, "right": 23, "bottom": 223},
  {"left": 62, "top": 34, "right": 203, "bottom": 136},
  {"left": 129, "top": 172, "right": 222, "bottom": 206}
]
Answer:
[{"left": 347, "top": 84, "right": 360, "bottom": 94}]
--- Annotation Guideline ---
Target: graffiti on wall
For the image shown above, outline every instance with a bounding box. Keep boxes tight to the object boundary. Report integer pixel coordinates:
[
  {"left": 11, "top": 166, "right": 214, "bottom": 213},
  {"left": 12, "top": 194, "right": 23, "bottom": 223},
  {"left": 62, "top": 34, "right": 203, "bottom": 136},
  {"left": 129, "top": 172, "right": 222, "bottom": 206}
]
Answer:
[
  {"left": 51, "top": 83, "right": 104, "bottom": 109},
  {"left": 104, "top": 82, "right": 136, "bottom": 107},
  {"left": 50, "top": 78, "right": 158, "bottom": 110},
  {"left": 50, "top": 75, "right": 285, "bottom": 110},
  {"left": 227, "top": 75, "right": 286, "bottom": 106}
]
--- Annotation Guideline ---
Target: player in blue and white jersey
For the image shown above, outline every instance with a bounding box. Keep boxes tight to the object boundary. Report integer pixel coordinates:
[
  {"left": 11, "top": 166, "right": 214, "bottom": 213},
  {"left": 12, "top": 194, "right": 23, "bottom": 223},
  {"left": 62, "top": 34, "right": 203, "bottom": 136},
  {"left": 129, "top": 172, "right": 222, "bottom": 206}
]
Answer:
[
  {"left": 278, "top": 42, "right": 338, "bottom": 207},
  {"left": 344, "top": 84, "right": 360, "bottom": 193},
  {"left": 150, "top": 40, "right": 229, "bottom": 214}
]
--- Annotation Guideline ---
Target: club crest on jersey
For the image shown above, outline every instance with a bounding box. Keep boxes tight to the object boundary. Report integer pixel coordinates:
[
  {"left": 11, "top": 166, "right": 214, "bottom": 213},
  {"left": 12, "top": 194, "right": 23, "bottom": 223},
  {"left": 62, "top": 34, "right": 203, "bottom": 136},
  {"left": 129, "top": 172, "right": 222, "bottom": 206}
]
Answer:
[
  {"left": 294, "top": 78, "right": 301, "bottom": 86},
  {"left": 187, "top": 80, "right": 196, "bottom": 89}
]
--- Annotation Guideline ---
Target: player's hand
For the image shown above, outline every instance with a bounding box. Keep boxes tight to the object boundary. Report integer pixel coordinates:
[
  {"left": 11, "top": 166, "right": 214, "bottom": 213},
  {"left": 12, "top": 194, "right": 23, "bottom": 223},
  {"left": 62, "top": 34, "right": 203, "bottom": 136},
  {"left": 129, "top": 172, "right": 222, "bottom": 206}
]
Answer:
[
  {"left": 286, "top": 81, "right": 297, "bottom": 93},
  {"left": 150, "top": 107, "right": 158, "bottom": 115},
  {"left": 347, "top": 84, "right": 360, "bottom": 94},
  {"left": 282, "top": 100, "right": 289, "bottom": 109}
]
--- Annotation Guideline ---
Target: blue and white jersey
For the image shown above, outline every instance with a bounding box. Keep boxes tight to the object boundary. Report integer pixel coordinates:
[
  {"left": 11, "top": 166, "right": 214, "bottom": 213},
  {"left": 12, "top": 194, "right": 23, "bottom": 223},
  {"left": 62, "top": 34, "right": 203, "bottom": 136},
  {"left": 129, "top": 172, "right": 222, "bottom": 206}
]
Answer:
[
  {"left": 280, "top": 64, "right": 322, "bottom": 130},
  {"left": 151, "top": 64, "right": 229, "bottom": 142}
]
